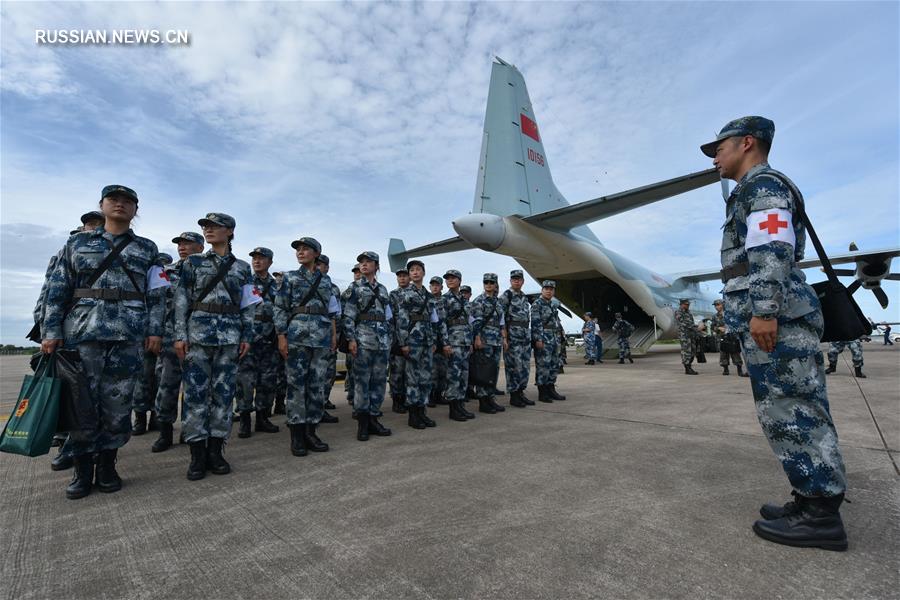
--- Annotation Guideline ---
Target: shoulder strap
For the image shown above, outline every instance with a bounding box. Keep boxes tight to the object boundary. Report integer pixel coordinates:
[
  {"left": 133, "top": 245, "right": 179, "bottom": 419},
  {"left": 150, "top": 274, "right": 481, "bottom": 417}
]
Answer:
[
  {"left": 360, "top": 283, "right": 382, "bottom": 314},
  {"left": 196, "top": 255, "right": 237, "bottom": 304},
  {"left": 85, "top": 235, "right": 137, "bottom": 290},
  {"left": 260, "top": 277, "right": 273, "bottom": 301},
  {"left": 297, "top": 271, "right": 323, "bottom": 308}
]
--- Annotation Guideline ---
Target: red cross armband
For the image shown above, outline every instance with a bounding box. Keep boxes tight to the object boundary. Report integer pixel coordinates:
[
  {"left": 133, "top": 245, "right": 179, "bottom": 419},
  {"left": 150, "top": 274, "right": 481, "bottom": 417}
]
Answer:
[{"left": 745, "top": 208, "right": 796, "bottom": 250}]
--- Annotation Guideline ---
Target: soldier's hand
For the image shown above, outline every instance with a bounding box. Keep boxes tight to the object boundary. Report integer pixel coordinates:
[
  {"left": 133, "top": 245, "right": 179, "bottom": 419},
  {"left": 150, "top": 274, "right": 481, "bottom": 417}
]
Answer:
[
  {"left": 330, "top": 337, "right": 337, "bottom": 353},
  {"left": 401, "top": 345, "right": 410, "bottom": 357},
  {"left": 534, "top": 340, "right": 544, "bottom": 351},
  {"left": 239, "top": 342, "right": 250, "bottom": 359},
  {"left": 278, "top": 335, "right": 289, "bottom": 360},
  {"left": 474, "top": 336, "right": 484, "bottom": 350},
  {"left": 145, "top": 336, "right": 162, "bottom": 354},
  {"left": 442, "top": 345, "right": 451, "bottom": 357},
  {"left": 750, "top": 316, "right": 778, "bottom": 353},
  {"left": 41, "top": 338, "right": 63, "bottom": 354},
  {"left": 502, "top": 339, "right": 509, "bottom": 352},
  {"left": 174, "top": 341, "right": 188, "bottom": 361},
  {"left": 349, "top": 340, "right": 358, "bottom": 357}
]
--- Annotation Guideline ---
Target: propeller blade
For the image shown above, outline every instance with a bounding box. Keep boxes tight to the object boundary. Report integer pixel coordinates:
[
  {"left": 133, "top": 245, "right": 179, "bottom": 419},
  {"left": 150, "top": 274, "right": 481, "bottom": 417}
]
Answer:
[
  {"left": 830, "top": 268, "right": 856, "bottom": 277},
  {"left": 873, "top": 286, "right": 889, "bottom": 309},
  {"left": 849, "top": 242, "right": 859, "bottom": 252},
  {"left": 886, "top": 273, "right": 900, "bottom": 281},
  {"left": 847, "top": 280, "right": 862, "bottom": 294}
]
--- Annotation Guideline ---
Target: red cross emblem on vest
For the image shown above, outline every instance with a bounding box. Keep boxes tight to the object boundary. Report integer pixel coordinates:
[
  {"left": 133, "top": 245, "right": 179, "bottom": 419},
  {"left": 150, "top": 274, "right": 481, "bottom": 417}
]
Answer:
[{"left": 759, "top": 213, "right": 788, "bottom": 235}]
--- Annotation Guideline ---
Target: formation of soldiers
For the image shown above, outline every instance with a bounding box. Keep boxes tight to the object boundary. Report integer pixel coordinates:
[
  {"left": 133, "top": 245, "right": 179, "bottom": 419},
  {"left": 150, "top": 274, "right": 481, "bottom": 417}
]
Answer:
[{"left": 34, "top": 193, "right": 575, "bottom": 497}]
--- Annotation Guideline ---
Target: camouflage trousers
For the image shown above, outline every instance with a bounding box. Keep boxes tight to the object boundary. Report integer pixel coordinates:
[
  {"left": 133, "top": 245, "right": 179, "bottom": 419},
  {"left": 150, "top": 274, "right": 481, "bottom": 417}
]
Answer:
[
  {"left": 503, "top": 341, "right": 531, "bottom": 392},
  {"left": 181, "top": 344, "right": 239, "bottom": 443},
  {"left": 473, "top": 345, "right": 502, "bottom": 398},
  {"left": 323, "top": 349, "right": 337, "bottom": 403},
  {"left": 718, "top": 334, "right": 742, "bottom": 367},
  {"left": 274, "top": 353, "right": 286, "bottom": 403},
  {"left": 617, "top": 336, "right": 632, "bottom": 360},
  {"left": 285, "top": 345, "right": 328, "bottom": 425},
  {"left": 389, "top": 353, "right": 406, "bottom": 399},
  {"left": 535, "top": 341, "right": 558, "bottom": 385},
  {"left": 827, "top": 340, "right": 863, "bottom": 368},
  {"left": 432, "top": 351, "right": 448, "bottom": 398},
  {"left": 583, "top": 333, "right": 597, "bottom": 360},
  {"left": 132, "top": 350, "right": 159, "bottom": 412},
  {"left": 679, "top": 336, "right": 695, "bottom": 365},
  {"left": 62, "top": 341, "right": 143, "bottom": 457},
  {"left": 352, "top": 347, "right": 389, "bottom": 415},
  {"left": 405, "top": 346, "right": 433, "bottom": 407},
  {"left": 445, "top": 345, "right": 471, "bottom": 402},
  {"left": 740, "top": 317, "right": 847, "bottom": 497},
  {"left": 154, "top": 346, "right": 183, "bottom": 424},
  {"left": 344, "top": 353, "right": 354, "bottom": 401},
  {"left": 235, "top": 338, "right": 279, "bottom": 413}
]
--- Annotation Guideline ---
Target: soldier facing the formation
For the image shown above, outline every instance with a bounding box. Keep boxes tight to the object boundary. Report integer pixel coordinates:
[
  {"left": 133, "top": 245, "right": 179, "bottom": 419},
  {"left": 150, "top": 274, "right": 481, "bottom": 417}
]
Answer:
[
  {"left": 675, "top": 299, "right": 700, "bottom": 375},
  {"left": 611, "top": 312, "right": 634, "bottom": 364},
  {"left": 499, "top": 270, "right": 533, "bottom": 407}
]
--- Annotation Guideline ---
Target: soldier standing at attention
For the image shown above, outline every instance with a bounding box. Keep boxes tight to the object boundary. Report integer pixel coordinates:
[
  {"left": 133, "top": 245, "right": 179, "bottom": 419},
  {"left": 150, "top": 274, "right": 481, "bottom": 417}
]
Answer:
[
  {"left": 429, "top": 275, "right": 450, "bottom": 407},
  {"left": 711, "top": 299, "right": 747, "bottom": 377},
  {"left": 471, "top": 273, "right": 507, "bottom": 413},
  {"left": 342, "top": 264, "right": 363, "bottom": 408},
  {"left": 825, "top": 339, "right": 867, "bottom": 378},
  {"left": 531, "top": 281, "right": 565, "bottom": 403},
  {"left": 442, "top": 270, "right": 476, "bottom": 422},
  {"left": 612, "top": 312, "right": 635, "bottom": 364},
  {"left": 151, "top": 232, "right": 204, "bottom": 453},
  {"left": 500, "top": 269, "right": 533, "bottom": 407},
  {"left": 271, "top": 271, "right": 287, "bottom": 415},
  {"left": 389, "top": 267, "right": 411, "bottom": 414},
  {"left": 676, "top": 298, "right": 700, "bottom": 375},
  {"left": 315, "top": 255, "right": 341, "bottom": 424},
  {"left": 342, "top": 252, "right": 393, "bottom": 441},
  {"left": 460, "top": 285, "right": 472, "bottom": 302},
  {"left": 582, "top": 312, "right": 598, "bottom": 365},
  {"left": 704, "top": 116, "right": 848, "bottom": 550},
  {"left": 234, "top": 247, "right": 281, "bottom": 438},
  {"left": 274, "top": 237, "right": 339, "bottom": 456},
  {"left": 551, "top": 297, "right": 568, "bottom": 379},
  {"left": 174, "top": 213, "right": 259, "bottom": 481},
  {"left": 42, "top": 185, "right": 168, "bottom": 499}
]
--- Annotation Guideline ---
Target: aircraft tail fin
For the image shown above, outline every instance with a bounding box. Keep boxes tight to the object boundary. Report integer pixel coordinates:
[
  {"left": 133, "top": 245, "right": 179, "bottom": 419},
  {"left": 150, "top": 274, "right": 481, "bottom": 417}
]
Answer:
[{"left": 473, "top": 58, "right": 568, "bottom": 219}]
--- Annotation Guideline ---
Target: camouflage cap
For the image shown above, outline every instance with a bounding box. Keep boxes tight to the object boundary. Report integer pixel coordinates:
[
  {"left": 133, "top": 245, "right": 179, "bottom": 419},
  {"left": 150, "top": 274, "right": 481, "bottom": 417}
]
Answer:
[
  {"left": 443, "top": 269, "right": 462, "bottom": 280},
  {"left": 584, "top": 311, "right": 593, "bottom": 317},
  {"left": 406, "top": 259, "right": 425, "bottom": 272},
  {"left": 395, "top": 267, "right": 409, "bottom": 275},
  {"left": 291, "top": 237, "right": 321, "bottom": 253},
  {"left": 157, "top": 252, "right": 174, "bottom": 265},
  {"left": 700, "top": 116, "right": 775, "bottom": 158},
  {"left": 273, "top": 271, "right": 284, "bottom": 277},
  {"left": 316, "top": 254, "right": 330, "bottom": 265},
  {"left": 249, "top": 246, "right": 274, "bottom": 259},
  {"left": 80, "top": 210, "right": 104, "bottom": 224},
  {"left": 510, "top": 269, "right": 524, "bottom": 279},
  {"left": 713, "top": 298, "right": 724, "bottom": 306},
  {"left": 171, "top": 231, "right": 204, "bottom": 245},
  {"left": 352, "top": 264, "right": 361, "bottom": 273},
  {"left": 198, "top": 212, "right": 236, "bottom": 229},
  {"left": 429, "top": 276, "right": 443, "bottom": 285},
  {"left": 460, "top": 285, "right": 472, "bottom": 293},
  {"left": 101, "top": 184, "right": 138, "bottom": 203},
  {"left": 542, "top": 280, "right": 556, "bottom": 288},
  {"left": 679, "top": 298, "right": 691, "bottom": 304},
  {"left": 483, "top": 273, "right": 498, "bottom": 283},
  {"left": 357, "top": 250, "right": 379, "bottom": 263}
]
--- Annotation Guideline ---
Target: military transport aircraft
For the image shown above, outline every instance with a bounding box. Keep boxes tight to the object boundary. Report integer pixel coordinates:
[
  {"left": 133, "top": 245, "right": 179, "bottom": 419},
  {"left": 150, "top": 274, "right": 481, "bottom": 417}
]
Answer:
[{"left": 389, "top": 58, "right": 899, "bottom": 355}]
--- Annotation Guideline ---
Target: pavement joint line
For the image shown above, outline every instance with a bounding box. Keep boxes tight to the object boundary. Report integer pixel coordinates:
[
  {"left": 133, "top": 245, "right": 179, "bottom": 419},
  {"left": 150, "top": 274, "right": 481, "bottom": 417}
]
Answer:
[{"left": 840, "top": 353, "right": 900, "bottom": 476}]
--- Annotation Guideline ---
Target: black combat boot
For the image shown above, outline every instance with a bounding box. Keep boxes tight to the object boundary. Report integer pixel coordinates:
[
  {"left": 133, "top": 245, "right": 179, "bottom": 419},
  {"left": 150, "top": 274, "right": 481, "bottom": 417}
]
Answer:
[
  {"left": 825, "top": 361, "right": 837, "bottom": 374},
  {"left": 492, "top": 388, "right": 505, "bottom": 396},
  {"left": 391, "top": 395, "right": 407, "bottom": 414},
  {"left": 752, "top": 494, "right": 848, "bottom": 551},
  {"left": 51, "top": 447, "right": 73, "bottom": 471},
  {"left": 320, "top": 411, "right": 339, "bottom": 424},
  {"left": 435, "top": 392, "right": 450, "bottom": 405},
  {"left": 618, "top": 358, "right": 625, "bottom": 364},
  {"left": 420, "top": 406, "right": 436, "bottom": 427},
  {"left": 368, "top": 414, "right": 392, "bottom": 436},
  {"left": 759, "top": 490, "right": 803, "bottom": 520},
  {"left": 628, "top": 356, "right": 633, "bottom": 363},
  {"left": 509, "top": 391, "right": 527, "bottom": 408},
  {"left": 187, "top": 441, "right": 206, "bottom": 480},
  {"left": 148, "top": 412, "right": 159, "bottom": 432},
  {"left": 151, "top": 422, "right": 174, "bottom": 453},
  {"left": 737, "top": 364, "right": 749, "bottom": 377},
  {"left": 303, "top": 424, "right": 329, "bottom": 452},
  {"left": 548, "top": 385, "right": 566, "bottom": 401},
  {"left": 66, "top": 455, "right": 94, "bottom": 500},
  {"left": 132, "top": 411, "right": 148, "bottom": 435},
  {"left": 537, "top": 385, "right": 553, "bottom": 403},
  {"left": 448, "top": 400, "right": 466, "bottom": 422},
  {"left": 289, "top": 424, "right": 308, "bottom": 456},
  {"left": 408, "top": 405, "right": 426, "bottom": 429},
  {"left": 274, "top": 396, "right": 286, "bottom": 415},
  {"left": 558, "top": 366, "right": 565, "bottom": 374},
  {"left": 520, "top": 390, "right": 535, "bottom": 406},
  {"left": 427, "top": 390, "right": 437, "bottom": 408},
  {"left": 854, "top": 366, "right": 867, "bottom": 378},
  {"left": 489, "top": 396, "right": 506, "bottom": 412},
  {"left": 356, "top": 412, "right": 370, "bottom": 441},
  {"left": 95, "top": 449, "right": 122, "bottom": 493},
  {"left": 206, "top": 438, "right": 231, "bottom": 475},
  {"left": 585, "top": 359, "right": 594, "bottom": 365},
  {"left": 255, "top": 410, "right": 279, "bottom": 433},
  {"left": 459, "top": 400, "right": 476, "bottom": 419},
  {"left": 478, "top": 397, "right": 497, "bottom": 414},
  {"left": 684, "top": 364, "right": 698, "bottom": 375},
  {"left": 238, "top": 412, "right": 252, "bottom": 438},
  {"left": 722, "top": 366, "right": 730, "bottom": 376},
  {"left": 324, "top": 399, "right": 336, "bottom": 410}
]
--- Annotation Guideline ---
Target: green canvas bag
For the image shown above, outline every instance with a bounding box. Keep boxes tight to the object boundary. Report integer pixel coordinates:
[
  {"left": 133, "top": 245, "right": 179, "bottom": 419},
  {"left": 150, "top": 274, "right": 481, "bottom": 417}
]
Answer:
[{"left": 0, "top": 354, "right": 62, "bottom": 457}]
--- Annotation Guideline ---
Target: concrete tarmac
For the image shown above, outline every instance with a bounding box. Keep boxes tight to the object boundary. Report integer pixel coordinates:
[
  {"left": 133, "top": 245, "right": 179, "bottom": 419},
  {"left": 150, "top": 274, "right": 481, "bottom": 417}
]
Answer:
[{"left": 1, "top": 345, "right": 898, "bottom": 599}]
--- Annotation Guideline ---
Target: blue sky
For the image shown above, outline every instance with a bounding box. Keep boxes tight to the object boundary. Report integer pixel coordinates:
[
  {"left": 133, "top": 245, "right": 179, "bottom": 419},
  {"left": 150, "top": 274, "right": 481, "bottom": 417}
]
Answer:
[{"left": 2, "top": 1, "right": 898, "bottom": 344}]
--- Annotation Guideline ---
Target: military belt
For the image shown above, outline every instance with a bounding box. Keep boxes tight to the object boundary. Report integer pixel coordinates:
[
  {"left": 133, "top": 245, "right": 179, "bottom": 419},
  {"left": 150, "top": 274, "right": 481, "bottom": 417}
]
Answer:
[
  {"left": 254, "top": 313, "right": 273, "bottom": 322},
  {"left": 291, "top": 306, "right": 327, "bottom": 316},
  {"left": 359, "top": 313, "right": 385, "bottom": 322},
  {"left": 447, "top": 318, "right": 468, "bottom": 327},
  {"left": 74, "top": 288, "right": 143, "bottom": 301},
  {"left": 409, "top": 314, "right": 428, "bottom": 323},
  {"left": 721, "top": 262, "right": 749, "bottom": 283},
  {"left": 191, "top": 302, "right": 240, "bottom": 314}
]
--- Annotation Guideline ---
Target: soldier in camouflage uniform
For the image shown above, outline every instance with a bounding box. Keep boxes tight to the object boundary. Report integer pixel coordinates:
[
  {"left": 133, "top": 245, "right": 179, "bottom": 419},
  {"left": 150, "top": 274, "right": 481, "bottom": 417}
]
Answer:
[
  {"left": 551, "top": 298, "right": 567, "bottom": 378},
  {"left": 42, "top": 185, "right": 167, "bottom": 499},
  {"left": 342, "top": 251, "right": 393, "bottom": 441},
  {"left": 500, "top": 269, "right": 533, "bottom": 407},
  {"left": 396, "top": 260, "right": 447, "bottom": 429},
  {"left": 704, "top": 116, "right": 848, "bottom": 550},
  {"left": 675, "top": 299, "right": 700, "bottom": 375},
  {"left": 272, "top": 271, "right": 287, "bottom": 415},
  {"left": 612, "top": 312, "right": 635, "bottom": 364},
  {"left": 825, "top": 339, "right": 866, "bottom": 378},
  {"left": 388, "top": 268, "right": 411, "bottom": 414},
  {"left": 470, "top": 273, "right": 507, "bottom": 414},
  {"left": 151, "top": 232, "right": 204, "bottom": 453},
  {"left": 174, "top": 213, "right": 258, "bottom": 481},
  {"left": 442, "top": 270, "right": 477, "bottom": 421},
  {"left": 531, "top": 281, "right": 565, "bottom": 402},
  {"left": 711, "top": 299, "right": 747, "bottom": 376},
  {"left": 274, "top": 237, "right": 339, "bottom": 456},
  {"left": 234, "top": 247, "right": 281, "bottom": 438},
  {"left": 316, "top": 255, "right": 341, "bottom": 423},
  {"left": 582, "top": 312, "right": 598, "bottom": 365},
  {"left": 342, "top": 264, "right": 363, "bottom": 407},
  {"left": 429, "top": 276, "right": 450, "bottom": 407}
]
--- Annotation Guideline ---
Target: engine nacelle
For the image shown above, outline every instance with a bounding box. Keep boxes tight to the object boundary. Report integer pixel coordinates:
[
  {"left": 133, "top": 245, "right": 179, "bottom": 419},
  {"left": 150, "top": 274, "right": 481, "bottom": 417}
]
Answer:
[{"left": 855, "top": 256, "right": 892, "bottom": 289}]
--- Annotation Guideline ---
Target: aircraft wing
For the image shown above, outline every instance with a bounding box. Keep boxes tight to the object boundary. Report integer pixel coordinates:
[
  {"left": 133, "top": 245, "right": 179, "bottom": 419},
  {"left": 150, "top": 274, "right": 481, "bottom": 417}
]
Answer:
[
  {"left": 388, "top": 236, "right": 474, "bottom": 273},
  {"left": 523, "top": 168, "right": 720, "bottom": 231}
]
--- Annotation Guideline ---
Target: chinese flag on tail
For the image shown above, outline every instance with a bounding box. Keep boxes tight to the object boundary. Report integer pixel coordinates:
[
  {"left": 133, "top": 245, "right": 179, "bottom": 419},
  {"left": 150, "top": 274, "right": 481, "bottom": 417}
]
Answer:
[{"left": 520, "top": 113, "right": 540, "bottom": 142}]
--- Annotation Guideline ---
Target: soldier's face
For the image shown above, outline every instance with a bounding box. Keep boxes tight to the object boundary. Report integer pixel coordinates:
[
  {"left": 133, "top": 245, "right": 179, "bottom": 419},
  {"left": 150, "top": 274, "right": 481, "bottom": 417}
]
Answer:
[
  {"left": 396, "top": 273, "right": 410, "bottom": 286},
  {"left": 295, "top": 245, "right": 317, "bottom": 266},
  {"left": 251, "top": 255, "right": 272, "bottom": 274},
  {"left": 541, "top": 287, "right": 554, "bottom": 300},
  {"left": 430, "top": 282, "right": 442, "bottom": 295},
  {"left": 201, "top": 224, "right": 230, "bottom": 244},
  {"left": 408, "top": 265, "right": 425, "bottom": 283},
  {"left": 483, "top": 282, "right": 497, "bottom": 295},
  {"left": 177, "top": 241, "right": 203, "bottom": 259},
  {"left": 83, "top": 218, "right": 104, "bottom": 230},
  {"left": 712, "top": 136, "right": 746, "bottom": 180},
  {"left": 510, "top": 277, "right": 523, "bottom": 291},
  {"left": 715, "top": 304, "right": 724, "bottom": 314},
  {"left": 352, "top": 270, "right": 362, "bottom": 280},
  {"left": 445, "top": 276, "right": 460, "bottom": 291},
  {"left": 317, "top": 262, "right": 329, "bottom": 274},
  {"left": 359, "top": 259, "right": 377, "bottom": 276},
  {"left": 101, "top": 195, "right": 137, "bottom": 222}
]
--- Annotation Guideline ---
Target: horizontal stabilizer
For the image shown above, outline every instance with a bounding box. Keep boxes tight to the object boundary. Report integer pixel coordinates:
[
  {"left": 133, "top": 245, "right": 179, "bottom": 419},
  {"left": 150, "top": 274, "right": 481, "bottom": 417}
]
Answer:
[{"left": 388, "top": 236, "right": 473, "bottom": 273}]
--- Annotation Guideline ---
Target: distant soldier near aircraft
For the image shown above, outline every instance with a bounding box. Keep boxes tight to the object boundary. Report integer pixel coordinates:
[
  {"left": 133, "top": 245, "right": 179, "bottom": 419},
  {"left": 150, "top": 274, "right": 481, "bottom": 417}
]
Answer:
[
  {"left": 675, "top": 299, "right": 700, "bottom": 375},
  {"left": 611, "top": 312, "right": 634, "bottom": 364},
  {"left": 825, "top": 339, "right": 867, "bottom": 378}
]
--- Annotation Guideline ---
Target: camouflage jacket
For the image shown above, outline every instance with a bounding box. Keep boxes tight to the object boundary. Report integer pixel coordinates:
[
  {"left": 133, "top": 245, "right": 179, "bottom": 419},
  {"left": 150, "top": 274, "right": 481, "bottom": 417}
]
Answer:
[
  {"left": 530, "top": 296, "right": 558, "bottom": 344},
  {"left": 174, "top": 250, "right": 255, "bottom": 346},
  {"left": 721, "top": 162, "right": 818, "bottom": 332},
  {"left": 582, "top": 319, "right": 597, "bottom": 336},
  {"left": 431, "top": 293, "right": 448, "bottom": 347},
  {"left": 33, "top": 248, "right": 63, "bottom": 333},
  {"left": 442, "top": 290, "right": 474, "bottom": 347},
  {"left": 500, "top": 289, "right": 531, "bottom": 345},
  {"left": 471, "top": 293, "right": 504, "bottom": 346},
  {"left": 390, "top": 285, "right": 409, "bottom": 345},
  {"left": 248, "top": 272, "right": 277, "bottom": 343},
  {"left": 710, "top": 313, "right": 728, "bottom": 340},
  {"left": 396, "top": 284, "right": 441, "bottom": 348},
  {"left": 43, "top": 228, "right": 167, "bottom": 343},
  {"left": 342, "top": 278, "right": 392, "bottom": 351},
  {"left": 330, "top": 282, "right": 343, "bottom": 338},
  {"left": 273, "top": 266, "right": 337, "bottom": 349},
  {"left": 675, "top": 307, "right": 697, "bottom": 339},
  {"left": 160, "top": 260, "right": 183, "bottom": 345},
  {"left": 612, "top": 318, "right": 634, "bottom": 339}
]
